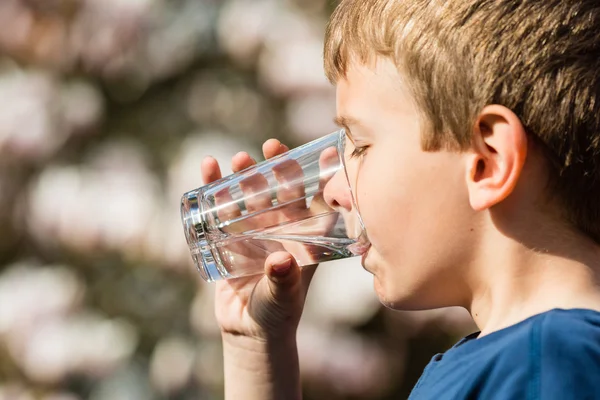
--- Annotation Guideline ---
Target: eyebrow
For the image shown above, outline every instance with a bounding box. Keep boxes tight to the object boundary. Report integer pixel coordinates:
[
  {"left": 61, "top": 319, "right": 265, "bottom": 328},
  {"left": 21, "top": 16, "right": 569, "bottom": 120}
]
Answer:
[
  {"left": 333, "top": 115, "right": 361, "bottom": 139},
  {"left": 334, "top": 115, "right": 360, "bottom": 128}
]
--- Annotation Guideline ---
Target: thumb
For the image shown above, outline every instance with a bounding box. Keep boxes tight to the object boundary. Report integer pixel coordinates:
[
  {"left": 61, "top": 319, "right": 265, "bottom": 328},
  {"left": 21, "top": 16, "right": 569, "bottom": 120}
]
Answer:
[
  {"left": 263, "top": 251, "right": 302, "bottom": 303},
  {"left": 248, "top": 251, "right": 304, "bottom": 333}
]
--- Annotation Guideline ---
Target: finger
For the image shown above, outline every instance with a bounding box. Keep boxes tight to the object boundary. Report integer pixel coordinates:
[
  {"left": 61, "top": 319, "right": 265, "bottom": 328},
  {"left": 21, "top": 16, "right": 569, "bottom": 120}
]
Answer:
[
  {"left": 244, "top": 252, "right": 304, "bottom": 331},
  {"left": 263, "top": 139, "right": 289, "bottom": 160},
  {"left": 265, "top": 139, "right": 303, "bottom": 211},
  {"left": 239, "top": 174, "right": 273, "bottom": 213},
  {"left": 231, "top": 151, "right": 256, "bottom": 173},
  {"left": 232, "top": 152, "right": 272, "bottom": 213},
  {"left": 214, "top": 187, "right": 242, "bottom": 223},
  {"left": 318, "top": 146, "right": 340, "bottom": 192},
  {"left": 308, "top": 146, "right": 340, "bottom": 213},
  {"left": 272, "top": 159, "right": 306, "bottom": 211},
  {"left": 264, "top": 139, "right": 302, "bottom": 211},
  {"left": 264, "top": 254, "right": 317, "bottom": 307},
  {"left": 264, "top": 252, "right": 302, "bottom": 297},
  {"left": 201, "top": 156, "right": 222, "bottom": 184},
  {"left": 201, "top": 157, "right": 241, "bottom": 222}
]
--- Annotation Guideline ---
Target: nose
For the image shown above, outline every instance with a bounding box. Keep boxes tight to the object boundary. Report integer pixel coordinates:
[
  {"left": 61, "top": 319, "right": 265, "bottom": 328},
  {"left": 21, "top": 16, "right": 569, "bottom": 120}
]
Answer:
[{"left": 323, "top": 169, "right": 353, "bottom": 212}]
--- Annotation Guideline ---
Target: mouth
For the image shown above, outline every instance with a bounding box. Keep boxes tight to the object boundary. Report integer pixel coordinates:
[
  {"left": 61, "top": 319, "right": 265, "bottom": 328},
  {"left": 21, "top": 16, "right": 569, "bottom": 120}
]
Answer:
[
  {"left": 361, "top": 245, "right": 371, "bottom": 267},
  {"left": 348, "top": 241, "right": 370, "bottom": 256},
  {"left": 348, "top": 241, "right": 371, "bottom": 271},
  {"left": 346, "top": 231, "right": 371, "bottom": 270}
]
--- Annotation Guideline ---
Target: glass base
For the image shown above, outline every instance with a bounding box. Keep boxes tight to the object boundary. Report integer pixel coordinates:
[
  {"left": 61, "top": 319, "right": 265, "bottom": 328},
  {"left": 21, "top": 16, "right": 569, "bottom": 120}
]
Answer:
[{"left": 192, "top": 238, "right": 232, "bottom": 282}]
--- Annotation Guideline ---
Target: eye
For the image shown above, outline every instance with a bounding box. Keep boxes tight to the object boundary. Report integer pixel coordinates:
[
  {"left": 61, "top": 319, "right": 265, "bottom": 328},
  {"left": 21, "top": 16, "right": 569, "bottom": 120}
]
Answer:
[{"left": 350, "top": 145, "right": 368, "bottom": 159}]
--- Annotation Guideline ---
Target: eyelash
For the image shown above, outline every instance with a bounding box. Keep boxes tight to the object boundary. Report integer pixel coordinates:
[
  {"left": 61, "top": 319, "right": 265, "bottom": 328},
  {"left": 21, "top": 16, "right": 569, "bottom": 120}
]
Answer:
[{"left": 350, "top": 145, "right": 368, "bottom": 159}]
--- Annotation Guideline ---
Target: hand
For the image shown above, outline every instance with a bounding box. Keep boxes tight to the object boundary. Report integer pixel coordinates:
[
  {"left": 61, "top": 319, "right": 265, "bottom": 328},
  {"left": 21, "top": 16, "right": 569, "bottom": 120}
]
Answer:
[{"left": 201, "top": 139, "right": 325, "bottom": 340}]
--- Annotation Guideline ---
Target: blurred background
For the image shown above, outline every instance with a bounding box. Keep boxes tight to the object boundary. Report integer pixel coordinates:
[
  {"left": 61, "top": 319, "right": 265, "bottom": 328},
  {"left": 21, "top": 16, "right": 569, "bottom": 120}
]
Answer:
[{"left": 0, "top": 0, "right": 476, "bottom": 399}]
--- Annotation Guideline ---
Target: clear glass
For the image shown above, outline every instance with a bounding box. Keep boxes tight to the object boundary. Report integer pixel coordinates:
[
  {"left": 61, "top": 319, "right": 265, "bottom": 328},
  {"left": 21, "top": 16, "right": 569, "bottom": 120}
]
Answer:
[{"left": 180, "top": 130, "right": 369, "bottom": 282}]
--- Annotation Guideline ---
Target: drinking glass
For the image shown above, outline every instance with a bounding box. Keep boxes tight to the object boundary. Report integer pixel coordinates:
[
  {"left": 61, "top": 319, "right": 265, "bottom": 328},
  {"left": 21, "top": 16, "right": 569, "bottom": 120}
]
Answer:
[{"left": 180, "top": 130, "right": 369, "bottom": 282}]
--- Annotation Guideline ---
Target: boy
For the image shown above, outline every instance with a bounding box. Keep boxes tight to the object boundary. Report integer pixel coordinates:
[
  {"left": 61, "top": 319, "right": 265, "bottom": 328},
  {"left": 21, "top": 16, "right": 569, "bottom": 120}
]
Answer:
[{"left": 201, "top": 0, "right": 600, "bottom": 398}]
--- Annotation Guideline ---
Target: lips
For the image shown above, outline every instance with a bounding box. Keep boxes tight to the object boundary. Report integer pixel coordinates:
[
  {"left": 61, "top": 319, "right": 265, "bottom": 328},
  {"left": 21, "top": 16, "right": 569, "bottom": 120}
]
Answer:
[
  {"left": 348, "top": 241, "right": 370, "bottom": 256},
  {"left": 361, "top": 245, "right": 371, "bottom": 266}
]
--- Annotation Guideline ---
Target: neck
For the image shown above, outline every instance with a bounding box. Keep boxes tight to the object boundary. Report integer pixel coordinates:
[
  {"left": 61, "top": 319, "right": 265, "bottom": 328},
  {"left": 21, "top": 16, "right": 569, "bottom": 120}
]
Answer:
[{"left": 466, "top": 218, "right": 600, "bottom": 337}]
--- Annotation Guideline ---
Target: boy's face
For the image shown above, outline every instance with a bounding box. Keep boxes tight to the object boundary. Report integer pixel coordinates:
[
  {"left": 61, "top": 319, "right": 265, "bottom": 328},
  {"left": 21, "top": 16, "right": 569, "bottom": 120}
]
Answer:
[{"left": 336, "top": 59, "right": 479, "bottom": 309}]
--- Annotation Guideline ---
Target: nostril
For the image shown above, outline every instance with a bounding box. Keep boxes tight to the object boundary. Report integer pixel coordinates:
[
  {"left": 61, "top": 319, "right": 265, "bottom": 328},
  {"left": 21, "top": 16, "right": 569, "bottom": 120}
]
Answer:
[
  {"left": 323, "top": 184, "right": 352, "bottom": 212},
  {"left": 322, "top": 169, "right": 354, "bottom": 212},
  {"left": 323, "top": 188, "right": 338, "bottom": 209}
]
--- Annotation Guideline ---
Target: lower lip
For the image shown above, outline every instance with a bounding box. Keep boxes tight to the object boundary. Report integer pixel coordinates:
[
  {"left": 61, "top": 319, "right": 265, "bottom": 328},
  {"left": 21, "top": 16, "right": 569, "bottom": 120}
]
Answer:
[{"left": 361, "top": 245, "right": 371, "bottom": 265}]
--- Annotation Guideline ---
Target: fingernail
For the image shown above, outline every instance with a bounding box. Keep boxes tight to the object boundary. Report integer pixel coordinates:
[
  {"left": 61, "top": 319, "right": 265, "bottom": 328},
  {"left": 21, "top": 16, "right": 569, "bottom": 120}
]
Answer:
[{"left": 272, "top": 258, "right": 292, "bottom": 276}]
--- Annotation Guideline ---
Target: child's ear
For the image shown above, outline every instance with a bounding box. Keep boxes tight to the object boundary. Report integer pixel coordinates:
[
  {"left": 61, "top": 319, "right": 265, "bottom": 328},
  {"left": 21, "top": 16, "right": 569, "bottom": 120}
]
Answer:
[{"left": 466, "top": 105, "right": 528, "bottom": 211}]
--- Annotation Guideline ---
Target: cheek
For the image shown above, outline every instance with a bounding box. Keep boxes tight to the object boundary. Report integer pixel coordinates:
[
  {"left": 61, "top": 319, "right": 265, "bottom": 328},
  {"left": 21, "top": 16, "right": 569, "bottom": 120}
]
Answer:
[
  {"left": 353, "top": 148, "right": 468, "bottom": 262},
  {"left": 352, "top": 157, "right": 408, "bottom": 252},
  {"left": 359, "top": 190, "right": 407, "bottom": 259}
]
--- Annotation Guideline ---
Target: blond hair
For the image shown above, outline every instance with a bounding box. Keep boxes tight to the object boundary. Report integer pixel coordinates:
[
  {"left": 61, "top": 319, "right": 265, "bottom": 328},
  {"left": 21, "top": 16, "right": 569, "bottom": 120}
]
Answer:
[{"left": 325, "top": 0, "right": 600, "bottom": 242}]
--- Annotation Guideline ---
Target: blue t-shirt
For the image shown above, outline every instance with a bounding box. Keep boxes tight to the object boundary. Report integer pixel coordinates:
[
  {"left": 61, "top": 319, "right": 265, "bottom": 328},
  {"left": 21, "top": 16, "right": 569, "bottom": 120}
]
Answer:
[{"left": 408, "top": 308, "right": 600, "bottom": 399}]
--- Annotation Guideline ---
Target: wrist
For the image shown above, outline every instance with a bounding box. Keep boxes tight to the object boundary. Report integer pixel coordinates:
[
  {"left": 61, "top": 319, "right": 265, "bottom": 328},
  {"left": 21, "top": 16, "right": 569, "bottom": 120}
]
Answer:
[
  {"left": 222, "top": 331, "right": 298, "bottom": 367},
  {"left": 221, "top": 324, "right": 297, "bottom": 345},
  {"left": 222, "top": 332, "right": 301, "bottom": 400}
]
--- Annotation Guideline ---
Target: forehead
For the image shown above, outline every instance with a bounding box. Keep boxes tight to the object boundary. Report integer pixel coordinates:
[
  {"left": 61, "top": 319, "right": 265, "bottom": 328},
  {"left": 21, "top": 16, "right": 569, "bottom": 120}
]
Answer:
[{"left": 335, "top": 58, "right": 417, "bottom": 121}]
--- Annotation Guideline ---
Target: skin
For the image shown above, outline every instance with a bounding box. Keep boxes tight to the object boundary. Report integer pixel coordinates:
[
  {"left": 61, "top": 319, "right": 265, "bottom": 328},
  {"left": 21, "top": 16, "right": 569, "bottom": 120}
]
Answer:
[{"left": 201, "top": 57, "right": 600, "bottom": 399}]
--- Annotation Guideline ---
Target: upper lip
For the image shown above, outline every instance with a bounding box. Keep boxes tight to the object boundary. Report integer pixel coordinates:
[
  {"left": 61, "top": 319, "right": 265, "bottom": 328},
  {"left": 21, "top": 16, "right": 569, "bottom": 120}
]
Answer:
[
  {"left": 360, "top": 244, "right": 371, "bottom": 259},
  {"left": 349, "top": 241, "right": 371, "bottom": 256}
]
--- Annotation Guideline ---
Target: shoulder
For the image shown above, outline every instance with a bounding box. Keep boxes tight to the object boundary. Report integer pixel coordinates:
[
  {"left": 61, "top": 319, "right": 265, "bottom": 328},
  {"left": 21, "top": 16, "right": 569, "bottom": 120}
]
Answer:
[
  {"left": 536, "top": 308, "right": 600, "bottom": 366},
  {"left": 536, "top": 309, "right": 600, "bottom": 390},
  {"left": 538, "top": 307, "right": 600, "bottom": 339},
  {"left": 465, "top": 309, "right": 600, "bottom": 399},
  {"left": 500, "top": 308, "right": 600, "bottom": 399},
  {"left": 538, "top": 307, "right": 600, "bottom": 343},
  {"left": 494, "top": 308, "right": 600, "bottom": 369},
  {"left": 410, "top": 310, "right": 600, "bottom": 399},
  {"left": 491, "top": 308, "right": 600, "bottom": 357}
]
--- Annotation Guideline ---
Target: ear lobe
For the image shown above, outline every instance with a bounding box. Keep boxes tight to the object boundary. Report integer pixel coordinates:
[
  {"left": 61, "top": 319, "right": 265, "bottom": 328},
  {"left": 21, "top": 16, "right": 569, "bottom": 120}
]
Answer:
[{"left": 466, "top": 105, "right": 528, "bottom": 211}]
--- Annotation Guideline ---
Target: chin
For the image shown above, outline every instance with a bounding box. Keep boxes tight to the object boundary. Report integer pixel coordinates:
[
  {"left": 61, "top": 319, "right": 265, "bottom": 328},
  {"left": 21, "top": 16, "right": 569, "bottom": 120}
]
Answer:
[
  {"left": 372, "top": 276, "right": 398, "bottom": 309},
  {"left": 372, "top": 276, "right": 436, "bottom": 311}
]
